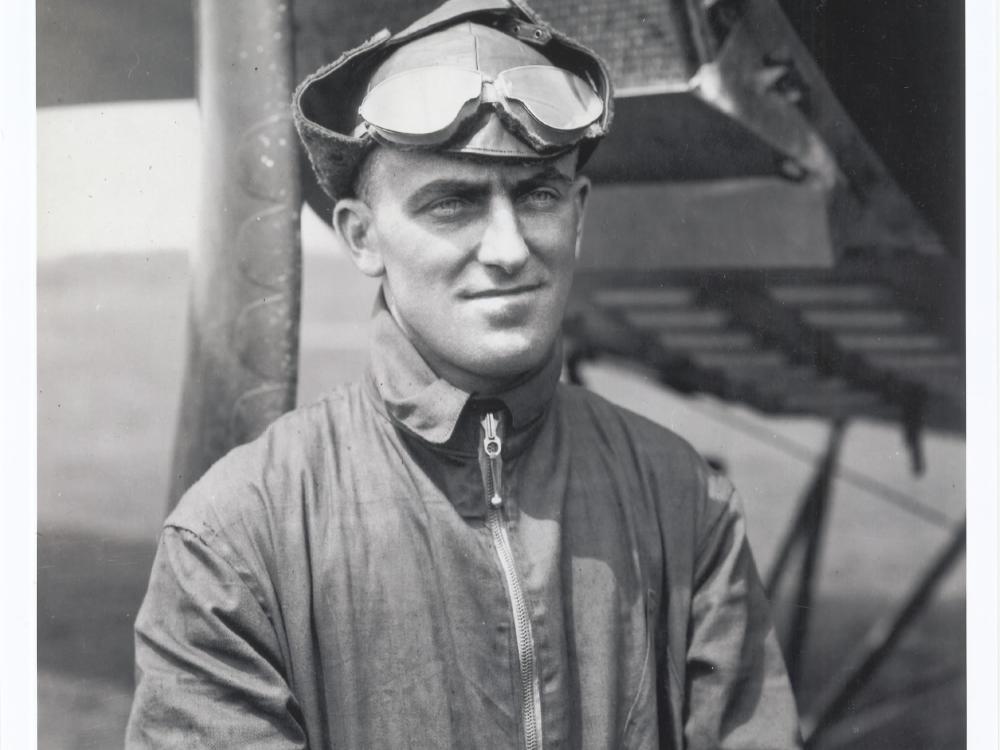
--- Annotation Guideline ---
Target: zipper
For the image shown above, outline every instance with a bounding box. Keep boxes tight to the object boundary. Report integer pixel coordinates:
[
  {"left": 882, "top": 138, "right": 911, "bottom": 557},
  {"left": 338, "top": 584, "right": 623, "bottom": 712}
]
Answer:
[{"left": 480, "top": 411, "right": 543, "bottom": 750}]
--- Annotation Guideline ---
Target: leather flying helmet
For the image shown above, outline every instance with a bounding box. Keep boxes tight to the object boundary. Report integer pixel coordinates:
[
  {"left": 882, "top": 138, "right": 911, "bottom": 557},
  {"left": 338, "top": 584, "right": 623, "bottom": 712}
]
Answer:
[{"left": 292, "top": 0, "right": 614, "bottom": 203}]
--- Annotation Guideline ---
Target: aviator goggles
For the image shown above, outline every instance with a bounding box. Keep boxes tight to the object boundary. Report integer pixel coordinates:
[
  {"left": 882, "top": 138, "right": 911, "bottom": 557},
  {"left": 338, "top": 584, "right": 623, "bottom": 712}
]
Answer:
[{"left": 355, "top": 64, "right": 605, "bottom": 149}]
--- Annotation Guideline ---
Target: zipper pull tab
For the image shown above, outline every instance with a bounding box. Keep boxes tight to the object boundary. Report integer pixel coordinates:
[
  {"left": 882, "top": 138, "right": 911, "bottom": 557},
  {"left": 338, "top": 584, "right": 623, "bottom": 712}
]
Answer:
[{"left": 481, "top": 412, "right": 503, "bottom": 508}]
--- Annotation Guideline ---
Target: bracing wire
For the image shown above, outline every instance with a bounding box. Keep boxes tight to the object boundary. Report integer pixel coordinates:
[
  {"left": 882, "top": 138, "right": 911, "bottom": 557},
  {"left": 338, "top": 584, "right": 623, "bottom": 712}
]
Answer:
[{"left": 695, "top": 402, "right": 956, "bottom": 528}]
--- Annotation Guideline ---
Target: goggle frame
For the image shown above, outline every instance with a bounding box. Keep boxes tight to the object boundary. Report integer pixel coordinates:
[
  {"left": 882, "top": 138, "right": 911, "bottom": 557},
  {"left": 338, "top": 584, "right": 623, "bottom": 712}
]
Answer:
[{"left": 355, "top": 64, "right": 604, "bottom": 149}]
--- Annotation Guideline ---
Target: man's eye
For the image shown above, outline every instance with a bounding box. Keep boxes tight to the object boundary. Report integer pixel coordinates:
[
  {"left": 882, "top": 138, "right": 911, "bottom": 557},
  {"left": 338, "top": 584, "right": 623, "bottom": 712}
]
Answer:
[
  {"left": 427, "top": 197, "right": 469, "bottom": 217},
  {"left": 520, "top": 188, "right": 560, "bottom": 208}
]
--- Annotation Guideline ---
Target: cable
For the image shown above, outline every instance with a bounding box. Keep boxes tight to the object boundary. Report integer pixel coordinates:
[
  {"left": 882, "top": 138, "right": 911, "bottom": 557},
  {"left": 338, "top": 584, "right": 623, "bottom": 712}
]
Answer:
[{"left": 696, "top": 403, "right": 956, "bottom": 528}]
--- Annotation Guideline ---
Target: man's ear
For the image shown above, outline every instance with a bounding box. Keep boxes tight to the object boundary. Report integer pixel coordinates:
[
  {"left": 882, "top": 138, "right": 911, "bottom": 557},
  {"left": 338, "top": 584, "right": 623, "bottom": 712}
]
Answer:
[
  {"left": 570, "top": 175, "right": 591, "bottom": 260},
  {"left": 332, "top": 198, "right": 385, "bottom": 277}
]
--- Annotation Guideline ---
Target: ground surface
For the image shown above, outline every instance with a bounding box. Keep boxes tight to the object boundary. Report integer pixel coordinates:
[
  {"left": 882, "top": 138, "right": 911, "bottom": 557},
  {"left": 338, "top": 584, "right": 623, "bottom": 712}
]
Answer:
[{"left": 37, "top": 250, "right": 965, "bottom": 749}]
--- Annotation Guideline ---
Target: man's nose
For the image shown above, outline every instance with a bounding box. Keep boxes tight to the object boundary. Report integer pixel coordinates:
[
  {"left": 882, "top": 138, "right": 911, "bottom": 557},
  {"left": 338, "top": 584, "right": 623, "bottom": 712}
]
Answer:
[{"left": 476, "top": 198, "right": 530, "bottom": 275}]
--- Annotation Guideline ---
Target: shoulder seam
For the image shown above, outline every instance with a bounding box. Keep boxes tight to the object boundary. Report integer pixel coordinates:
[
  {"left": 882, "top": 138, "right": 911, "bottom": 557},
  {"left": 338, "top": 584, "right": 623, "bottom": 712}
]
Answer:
[{"left": 161, "top": 524, "right": 274, "bottom": 620}]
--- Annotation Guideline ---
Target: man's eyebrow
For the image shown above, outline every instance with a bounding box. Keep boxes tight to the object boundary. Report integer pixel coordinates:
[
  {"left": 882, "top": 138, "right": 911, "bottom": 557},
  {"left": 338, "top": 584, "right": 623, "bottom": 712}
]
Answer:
[
  {"left": 405, "top": 166, "right": 573, "bottom": 209},
  {"left": 405, "top": 179, "right": 490, "bottom": 209},
  {"left": 514, "top": 165, "right": 574, "bottom": 187}
]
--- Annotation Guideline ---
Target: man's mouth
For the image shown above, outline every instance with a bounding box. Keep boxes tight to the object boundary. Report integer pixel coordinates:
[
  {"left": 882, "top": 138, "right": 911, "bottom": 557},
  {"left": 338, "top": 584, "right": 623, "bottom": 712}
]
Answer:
[{"left": 464, "top": 283, "right": 544, "bottom": 300}]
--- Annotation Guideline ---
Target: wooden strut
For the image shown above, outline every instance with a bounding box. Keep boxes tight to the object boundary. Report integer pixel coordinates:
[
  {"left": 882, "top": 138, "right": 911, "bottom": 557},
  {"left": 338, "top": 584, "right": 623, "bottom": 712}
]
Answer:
[
  {"left": 169, "top": 0, "right": 302, "bottom": 505},
  {"left": 765, "top": 418, "right": 847, "bottom": 687},
  {"left": 801, "top": 521, "right": 966, "bottom": 747},
  {"left": 810, "top": 663, "right": 964, "bottom": 747},
  {"left": 763, "top": 418, "right": 964, "bottom": 744}
]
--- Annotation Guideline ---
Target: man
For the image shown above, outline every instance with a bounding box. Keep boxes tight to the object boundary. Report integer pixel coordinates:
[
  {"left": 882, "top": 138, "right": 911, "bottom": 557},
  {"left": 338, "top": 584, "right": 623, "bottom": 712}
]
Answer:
[{"left": 127, "top": 1, "right": 801, "bottom": 747}]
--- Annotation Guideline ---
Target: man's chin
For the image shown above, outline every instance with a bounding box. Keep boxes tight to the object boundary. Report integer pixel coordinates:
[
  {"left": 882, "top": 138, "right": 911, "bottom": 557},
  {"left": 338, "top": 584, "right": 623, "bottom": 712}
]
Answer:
[
  {"left": 406, "top": 317, "right": 561, "bottom": 393},
  {"left": 461, "top": 339, "right": 558, "bottom": 388}
]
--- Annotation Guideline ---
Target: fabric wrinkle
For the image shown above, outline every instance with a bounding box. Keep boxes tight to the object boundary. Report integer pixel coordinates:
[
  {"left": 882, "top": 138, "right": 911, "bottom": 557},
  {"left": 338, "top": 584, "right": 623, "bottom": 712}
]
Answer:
[{"left": 127, "top": 294, "right": 801, "bottom": 749}]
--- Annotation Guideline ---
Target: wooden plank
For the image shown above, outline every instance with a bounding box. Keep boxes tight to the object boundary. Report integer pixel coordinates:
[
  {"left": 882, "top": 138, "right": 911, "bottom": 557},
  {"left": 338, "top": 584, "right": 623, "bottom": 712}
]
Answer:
[
  {"left": 834, "top": 333, "right": 949, "bottom": 352},
  {"left": 625, "top": 308, "right": 731, "bottom": 329},
  {"left": 593, "top": 286, "right": 697, "bottom": 308},
  {"left": 657, "top": 330, "right": 757, "bottom": 350},
  {"left": 802, "top": 309, "right": 914, "bottom": 329},
  {"left": 769, "top": 284, "right": 893, "bottom": 306}
]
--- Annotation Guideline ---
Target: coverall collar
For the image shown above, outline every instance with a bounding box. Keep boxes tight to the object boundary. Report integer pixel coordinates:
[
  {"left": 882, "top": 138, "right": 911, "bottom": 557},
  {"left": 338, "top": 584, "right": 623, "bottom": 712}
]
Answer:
[{"left": 365, "top": 290, "right": 562, "bottom": 447}]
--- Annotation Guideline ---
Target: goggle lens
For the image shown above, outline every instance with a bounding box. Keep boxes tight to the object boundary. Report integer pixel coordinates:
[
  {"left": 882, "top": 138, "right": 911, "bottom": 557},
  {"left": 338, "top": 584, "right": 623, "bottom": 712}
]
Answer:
[
  {"left": 359, "top": 67, "right": 484, "bottom": 137},
  {"left": 358, "top": 64, "right": 603, "bottom": 145},
  {"left": 498, "top": 66, "right": 604, "bottom": 131}
]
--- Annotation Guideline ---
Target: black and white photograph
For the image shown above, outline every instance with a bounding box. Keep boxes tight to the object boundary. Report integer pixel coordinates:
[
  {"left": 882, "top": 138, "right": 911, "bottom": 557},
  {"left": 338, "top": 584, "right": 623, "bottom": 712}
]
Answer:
[{"left": 4, "top": 0, "right": 996, "bottom": 748}]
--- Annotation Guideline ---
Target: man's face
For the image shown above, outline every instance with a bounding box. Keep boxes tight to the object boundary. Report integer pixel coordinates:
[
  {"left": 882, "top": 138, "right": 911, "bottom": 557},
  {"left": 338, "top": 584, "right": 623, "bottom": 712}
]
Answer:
[{"left": 336, "top": 147, "right": 590, "bottom": 392}]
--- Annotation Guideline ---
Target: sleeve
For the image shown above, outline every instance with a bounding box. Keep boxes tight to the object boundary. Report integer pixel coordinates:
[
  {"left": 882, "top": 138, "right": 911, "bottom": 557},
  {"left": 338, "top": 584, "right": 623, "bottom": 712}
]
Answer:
[
  {"left": 683, "top": 474, "right": 803, "bottom": 749},
  {"left": 125, "top": 526, "right": 308, "bottom": 749}
]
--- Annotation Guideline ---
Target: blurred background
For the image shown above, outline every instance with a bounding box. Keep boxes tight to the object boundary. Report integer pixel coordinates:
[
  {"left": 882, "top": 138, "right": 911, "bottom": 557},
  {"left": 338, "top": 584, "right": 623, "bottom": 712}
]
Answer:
[{"left": 36, "top": 0, "right": 966, "bottom": 748}]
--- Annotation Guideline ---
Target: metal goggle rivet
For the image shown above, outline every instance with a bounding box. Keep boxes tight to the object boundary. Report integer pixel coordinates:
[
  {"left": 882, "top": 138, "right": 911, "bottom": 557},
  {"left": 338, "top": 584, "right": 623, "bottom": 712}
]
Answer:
[{"left": 507, "top": 20, "right": 552, "bottom": 45}]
